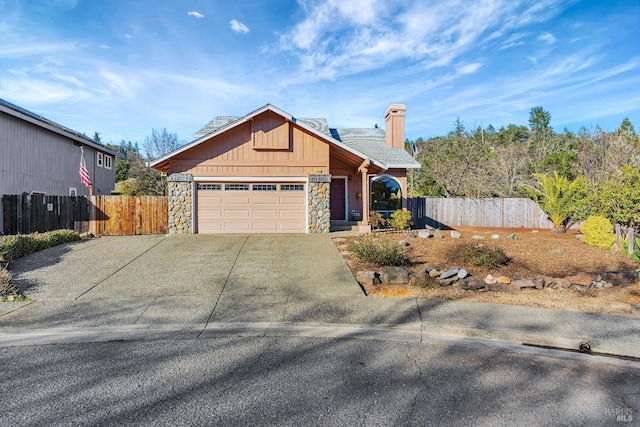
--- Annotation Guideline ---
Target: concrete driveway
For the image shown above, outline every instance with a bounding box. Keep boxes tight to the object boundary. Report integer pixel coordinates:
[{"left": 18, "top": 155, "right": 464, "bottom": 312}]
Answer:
[{"left": 2, "top": 233, "right": 388, "bottom": 328}]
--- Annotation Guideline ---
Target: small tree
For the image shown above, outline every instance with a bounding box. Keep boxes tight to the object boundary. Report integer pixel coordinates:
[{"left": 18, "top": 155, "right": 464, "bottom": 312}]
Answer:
[{"left": 521, "top": 171, "right": 588, "bottom": 232}]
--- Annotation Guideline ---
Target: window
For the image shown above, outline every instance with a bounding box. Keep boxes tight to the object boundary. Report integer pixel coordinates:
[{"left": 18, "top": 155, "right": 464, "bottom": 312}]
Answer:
[
  {"left": 281, "top": 184, "right": 304, "bottom": 191},
  {"left": 198, "top": 184, "right": 221, "bottom": 191},
  {"left": 104, "top": 155, "right": 112, "bottom": 170},
  {"left": 69, "top": 187, "right": 77, "bottom": 197},
  {"left": 253, "top": 184, "right": 277, "bottom": 191},
  {"left": 225, "top": 184, "right": 249, "bottom": 191},
  {"left": 96, "top": 152, "right": 104, "bottom": 167},
  {"left": 371, "top": 177, "right": 402, "bottom": 211}
]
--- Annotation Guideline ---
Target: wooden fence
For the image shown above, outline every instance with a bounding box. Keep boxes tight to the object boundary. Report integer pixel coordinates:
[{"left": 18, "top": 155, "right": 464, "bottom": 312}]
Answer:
[
  {"left": 407, "top": 197, "right": 557, "bottom": 229},
  {"left": 2, "top": 194, "right": 167, "bottom": 236}
]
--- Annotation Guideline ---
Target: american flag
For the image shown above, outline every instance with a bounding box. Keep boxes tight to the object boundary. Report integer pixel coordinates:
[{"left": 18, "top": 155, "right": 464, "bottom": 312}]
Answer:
[{"left": 79, "top": 148, "right": 91, "bottom": 188}]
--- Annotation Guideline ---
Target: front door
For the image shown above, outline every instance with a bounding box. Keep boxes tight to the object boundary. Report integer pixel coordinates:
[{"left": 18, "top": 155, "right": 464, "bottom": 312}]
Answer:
[{"left": 330, "top": 178, "right": 346, "bottom": 220}]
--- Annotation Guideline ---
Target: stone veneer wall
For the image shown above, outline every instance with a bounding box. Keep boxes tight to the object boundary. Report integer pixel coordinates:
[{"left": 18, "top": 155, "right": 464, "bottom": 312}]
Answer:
[
  {"left": 308, "top": 181, "right": 330, "bottom": 233},
  {"left": 167, "top": 173, "right": 193, "bottom": 234}
]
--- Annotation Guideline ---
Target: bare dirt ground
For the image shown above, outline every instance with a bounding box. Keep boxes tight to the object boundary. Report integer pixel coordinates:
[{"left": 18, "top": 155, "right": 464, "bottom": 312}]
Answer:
[{"left": 335, "top": 227, "right": 640, "bottom": 317}]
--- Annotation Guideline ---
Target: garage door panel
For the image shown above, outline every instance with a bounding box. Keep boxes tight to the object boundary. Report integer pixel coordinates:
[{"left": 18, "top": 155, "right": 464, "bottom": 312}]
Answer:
[{"left": 197, "top": 182, "right": 306, "bottom": 234}]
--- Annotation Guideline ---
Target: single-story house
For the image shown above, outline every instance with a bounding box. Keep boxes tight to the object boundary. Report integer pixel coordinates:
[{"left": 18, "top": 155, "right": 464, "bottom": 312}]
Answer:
[
  {"left": 0, "top": 98, "right": 118, "bottom": 232},
  {"left": 149, "top": 103, "right": 420, "bottom": 234}
]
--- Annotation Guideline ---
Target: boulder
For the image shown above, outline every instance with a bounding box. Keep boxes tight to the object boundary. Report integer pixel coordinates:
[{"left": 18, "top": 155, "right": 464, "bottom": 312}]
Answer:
[
  {"left": 439, "top": 267, "right": 460, "bottom": 280},
  {"left": 418, "top": 230, "right": 430, "bottom": 238},
  {"left": 355, "top": 271, "right": 381, "bottom": 286},
  {"left": 532, "top": 278, "right": 545, "bottom": 290},
  {"left": 460, "top": 277, "right": 486, "bottom": 290},
  {"left": 457, "top": 269, "right": 468, "bottom": 279},
  {"left": 450, "top": 230, "right": 461, "bottom": 239},
  {"left": 429, "top": 269, "right": 441, "bottom": 278},
  {"left": 433, "top": 229, "right": 443, "bottom": 239},
  {"left": 553, "top": 278, "right": 572, "bottom": 289},
  {"left": 497, "top": 276, "right": 511, "bottom": 284},
  {"left": 507, "top": 233, "right": 518, "bottom": 240},
  {"left": 406, "top": 230, "right": 416, "bottom": 238},
  {"left": 472, "top": 235, "right": 485, "bottom": 240},
  {"left": 380, "top": 266, "right": 410, "bottom": 284},
  {"left": 486, "top": 282, "right": 521, "bottom": 293},
  {"left": 484, "top": 274, "right": 498, "bottom": 284},
  {"left": 491, "top": 234, "right": 500, "bottom": 239},
  {"left": 600, "top": 271, "right": 640, "bottom": 286},
  {"left": 512, "top": 278, "right": 536, "bottom": 289},
  {"left": 564, "top": 273, "right": 599, "bottom": 287},
  {"left": 438, "top": 276, "right": 459, "bottom": 285}
]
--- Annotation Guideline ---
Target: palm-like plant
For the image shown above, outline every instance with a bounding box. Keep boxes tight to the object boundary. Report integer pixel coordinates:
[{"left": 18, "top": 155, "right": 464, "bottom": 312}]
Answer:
[{"left": 522, "top": 171, "right": 588, "bottom": 232}]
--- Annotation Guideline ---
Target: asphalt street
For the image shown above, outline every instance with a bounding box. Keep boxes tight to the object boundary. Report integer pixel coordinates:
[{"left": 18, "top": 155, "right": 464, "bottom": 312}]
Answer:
[{"left": 1, "top": 335, "right": 638, "bottom": 426}]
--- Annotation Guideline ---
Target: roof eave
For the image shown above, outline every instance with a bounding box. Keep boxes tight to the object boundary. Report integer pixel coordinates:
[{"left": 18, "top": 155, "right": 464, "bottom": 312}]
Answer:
[{"left": 0, "top": 102, "right": 119, "bottom": 157}]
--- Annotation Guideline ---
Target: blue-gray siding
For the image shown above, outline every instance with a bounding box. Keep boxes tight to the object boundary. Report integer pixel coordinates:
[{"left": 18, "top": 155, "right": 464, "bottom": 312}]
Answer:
[{"left": 0, "top": 111, "right": 115, "bottom": 232}]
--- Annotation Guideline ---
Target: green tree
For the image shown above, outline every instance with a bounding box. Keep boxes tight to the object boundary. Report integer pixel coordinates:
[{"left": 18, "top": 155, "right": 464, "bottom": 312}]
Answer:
[
  {"left": 586, "top": 165, "right": 640, "bottom": 229},
  {"left": 521, "top": 171, "right": 589, "bottom": 232}
]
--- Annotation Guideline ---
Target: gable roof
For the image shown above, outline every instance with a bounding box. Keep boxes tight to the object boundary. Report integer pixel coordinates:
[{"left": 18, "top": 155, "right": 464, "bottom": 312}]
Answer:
[
  {"left": 0, "top": 98, "right": 119, "bottom": 157},
  {"left": 186, "top": 104, "right": 419, "bottom": 170},
  {"left": 151, "top": 104, "right": 394, "bottom": 172}
]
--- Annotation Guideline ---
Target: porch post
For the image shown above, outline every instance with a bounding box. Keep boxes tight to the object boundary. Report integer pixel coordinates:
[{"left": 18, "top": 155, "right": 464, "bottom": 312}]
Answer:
[{"left": 358, "top": 158, "right": 371, "bottom": 233}]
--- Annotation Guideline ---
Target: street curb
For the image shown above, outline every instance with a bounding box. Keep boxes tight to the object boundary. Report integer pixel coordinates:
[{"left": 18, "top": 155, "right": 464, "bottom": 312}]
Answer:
[{"left": 1, "top": 321, "right": 639, "bottom": 362}]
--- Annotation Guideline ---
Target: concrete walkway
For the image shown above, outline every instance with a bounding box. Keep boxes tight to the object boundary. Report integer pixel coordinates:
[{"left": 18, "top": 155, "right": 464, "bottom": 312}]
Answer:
[{"left": 1, "top": 234, "right": 639, "bottom": 361}]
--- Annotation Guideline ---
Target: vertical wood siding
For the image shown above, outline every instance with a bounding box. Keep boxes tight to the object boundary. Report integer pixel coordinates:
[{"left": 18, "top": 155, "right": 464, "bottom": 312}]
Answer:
[{"left": 168, "top": 111, "right": 330, "bottom": 177}]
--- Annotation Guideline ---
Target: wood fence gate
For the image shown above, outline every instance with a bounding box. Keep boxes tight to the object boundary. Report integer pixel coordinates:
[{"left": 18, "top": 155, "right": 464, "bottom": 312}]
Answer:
[
  {"left": 2, "top": 194, "right": 167, "bottom": 236},
  {"left": 91, "top": 195, "right": 168, "bottom": 236}
]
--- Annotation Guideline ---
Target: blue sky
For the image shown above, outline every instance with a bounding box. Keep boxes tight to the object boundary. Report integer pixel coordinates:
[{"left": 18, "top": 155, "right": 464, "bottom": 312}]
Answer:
[{"left": 1, "top": 0, "right": 639, "bottom": 145}]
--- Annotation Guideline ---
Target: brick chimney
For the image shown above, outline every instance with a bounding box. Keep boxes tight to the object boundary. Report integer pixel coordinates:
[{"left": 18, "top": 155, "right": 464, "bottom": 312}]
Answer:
[{"left": 384, "top": 103, "right": 406, "bottom": 149}]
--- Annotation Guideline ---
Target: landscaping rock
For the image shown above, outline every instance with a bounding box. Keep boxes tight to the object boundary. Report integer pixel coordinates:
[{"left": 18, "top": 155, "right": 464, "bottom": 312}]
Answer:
[
  {"left": 438, "top": 276, "right": 459, "bottom": 285},
  {"left": 532, "top": 278, "right": 545, "bottom": 289},
  {"left": 355, "top": 271, "right": 381, "bottom": 286},
  {"left": 565, "top": 273, "right": 599, "bottom": 287},
  {"left": 491, "top": 234, "right": 500, "bottom": 239},
  {"left": 457, "top": 269, "right": 468, "bottom": 279},
  {"left": 439, "top": 267, "right": 460, "bottom": 280},
  {"left": 512, "top": 278, "right": 536, "bottom": 289},
  {"left": 333, "top": 237, "right": 348, "bottom": 245},
  {"left": 507, "top": 233, "right": 518, "bottom": 240},
  {"left": 398, "top": 240, "right": 410, "bottom": 247},
  {"left": 600, "top": 271, "right": 640, "bottom": 286},
  {"left": 406, "top": 231, "right": 416, "bottom": 238},
  {"left": 553, "top": 278, "right": 572, "bottom": 289},
  {"left": 486, "top": 282, "right": 521, "bottom": 293},
  {"left": 418, "top": 230, "right": 430, "bottom": 238},
  {"left": 380, "top": 266, "right": 410, "bottom": 284},
  {"left": 484, "top": 274, "right": 497, "bottom": 284},
  {"left": 450, "top": 230, "right": 461, "bottom": 239},
  {"left": 433, "top": 229, "right": 443, "bottom": 239},
  {"left": 603, "top": 282, "right": 614, "bottom": 288},
  {"left": 472, "top": 235, "right": 485, "bottom": 240},
  {"left": 551, "top": 249, "right": 565, "bottom": 255},
  {"left": 460, "top": 277, "right": 486, "bottom": 290},
  {"left": 497, "top": 276, "right": 511, "bottom": 284},
  {"left": 429, "top": 269, "right": 441, "bottom": 278}
]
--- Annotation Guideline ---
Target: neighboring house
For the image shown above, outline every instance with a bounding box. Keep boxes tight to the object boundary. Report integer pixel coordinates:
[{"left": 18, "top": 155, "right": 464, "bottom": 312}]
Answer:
[
  {"left": 0, "top": 98, "right": 118, "bottom": 232},
  {"left": 149, "top": 103, "right": 420, "bottom": 234}
]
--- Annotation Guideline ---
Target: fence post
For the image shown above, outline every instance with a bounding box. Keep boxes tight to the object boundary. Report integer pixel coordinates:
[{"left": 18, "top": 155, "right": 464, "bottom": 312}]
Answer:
[{"left": 627, "top": 226, "right": 635, "bottom": 256}]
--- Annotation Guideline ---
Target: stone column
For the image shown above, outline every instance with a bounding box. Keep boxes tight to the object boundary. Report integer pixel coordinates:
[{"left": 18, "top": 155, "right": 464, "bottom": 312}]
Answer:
[
  {"left": 308, "top": 174, "right": 331, "bottom": 233},
  {"left": 167, "top": 173, "right": 193, "bottom": 234}
]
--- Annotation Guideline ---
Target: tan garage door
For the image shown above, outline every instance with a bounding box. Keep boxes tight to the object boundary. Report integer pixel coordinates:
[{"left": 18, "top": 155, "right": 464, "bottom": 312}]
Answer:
[{"left": 196, "top": 182, "right": 306, "bottom": 233}]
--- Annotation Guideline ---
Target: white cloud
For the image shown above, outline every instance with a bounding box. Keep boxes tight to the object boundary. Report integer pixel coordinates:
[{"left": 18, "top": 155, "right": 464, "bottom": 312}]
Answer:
[
  {"left": 187, "top": 11, "right": 205, "bottom": 19},
  {"left": 276, "top": 0, "right": 569, "bottom": 81},
  {"left": 124, "top": 33, "right": 133, "bottom": 39},
  {"left": 538, "top": 32, "right": 557, "bottom": 44},
  {"left": 230, "top": 19, "right": 250, "bottom": 34},
  {"left": 0, "top": 78, "right": 91, "bottom": 105},
  {"left": 99, "top": 44, "right": 111, "bottom": 49},
  {"left": 457, "top": 62, "right": 483, "bottom": 75}
]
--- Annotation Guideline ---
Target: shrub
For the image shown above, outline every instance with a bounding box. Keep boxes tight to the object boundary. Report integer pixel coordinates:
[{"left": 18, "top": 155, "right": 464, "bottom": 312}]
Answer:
[
  {"left": 389, "top": 209, "right": 413, "bottom": 230},
  {"left": 0, "top": 230, "right": 81, "bottom": 264},
  {"left": 369, "top": 211, "right": 386, "bottom": 229},
  {"left": 580, "top": 216, "right": 615, "bottom": 248},
  {"left": 458, "top": 243, "right": 510, "bottom": 268},
  {"left": 347, "top": 234, "right": 408, "bottom": 266}
]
